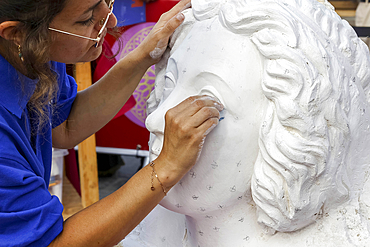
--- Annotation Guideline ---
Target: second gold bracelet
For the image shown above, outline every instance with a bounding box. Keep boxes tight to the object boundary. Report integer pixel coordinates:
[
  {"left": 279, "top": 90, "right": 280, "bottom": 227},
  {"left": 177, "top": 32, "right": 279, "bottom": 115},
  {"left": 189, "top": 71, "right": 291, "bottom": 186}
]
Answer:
[{"left": 149, "top": 161, "right": 167, "bottom": 196}]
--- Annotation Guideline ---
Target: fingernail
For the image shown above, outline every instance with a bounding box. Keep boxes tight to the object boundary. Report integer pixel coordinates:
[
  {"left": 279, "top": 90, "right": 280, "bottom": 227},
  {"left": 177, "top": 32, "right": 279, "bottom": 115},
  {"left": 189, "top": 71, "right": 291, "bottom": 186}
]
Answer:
[
  {"left": 176, "top": 13, "right": 185, "bottom": 21},
  {"left": 215, "top": 102, "right": 224, "bottom": 111}
]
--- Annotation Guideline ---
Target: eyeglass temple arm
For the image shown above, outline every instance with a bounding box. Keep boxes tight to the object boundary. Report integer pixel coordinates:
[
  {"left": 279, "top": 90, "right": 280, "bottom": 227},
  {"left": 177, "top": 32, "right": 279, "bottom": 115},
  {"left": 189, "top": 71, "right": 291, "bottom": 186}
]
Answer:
[{"left": 49, "top": 27, "right": 99, "bottom": 42}]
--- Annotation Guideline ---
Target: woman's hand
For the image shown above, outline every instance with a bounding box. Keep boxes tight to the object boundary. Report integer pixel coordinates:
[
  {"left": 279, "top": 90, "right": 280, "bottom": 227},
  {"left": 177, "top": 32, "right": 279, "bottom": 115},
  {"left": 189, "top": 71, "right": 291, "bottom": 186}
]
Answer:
[
  {"left": 155, "top": 95, "right": 224, "bottom": 189},
  {"left": 136, "top": 0, "right": 191, "bottom": 67}
]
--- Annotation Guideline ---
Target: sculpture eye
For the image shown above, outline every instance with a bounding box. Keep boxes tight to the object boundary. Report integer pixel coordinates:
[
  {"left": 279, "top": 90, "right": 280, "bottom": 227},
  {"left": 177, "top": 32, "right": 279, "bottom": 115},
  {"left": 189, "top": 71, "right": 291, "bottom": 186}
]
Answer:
[
  {"left": 163, "top": 72, "right": 177, "bottom": 100},
  {"left": 199, "top": 86, "right": 224, "bottom": 106}
]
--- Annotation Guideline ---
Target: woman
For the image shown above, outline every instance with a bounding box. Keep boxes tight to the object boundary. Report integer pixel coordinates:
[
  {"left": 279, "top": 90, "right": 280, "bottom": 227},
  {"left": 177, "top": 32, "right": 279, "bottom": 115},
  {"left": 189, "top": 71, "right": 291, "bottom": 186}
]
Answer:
[{"left": 0, "top": 0, "right": 224, "bottom": 246}]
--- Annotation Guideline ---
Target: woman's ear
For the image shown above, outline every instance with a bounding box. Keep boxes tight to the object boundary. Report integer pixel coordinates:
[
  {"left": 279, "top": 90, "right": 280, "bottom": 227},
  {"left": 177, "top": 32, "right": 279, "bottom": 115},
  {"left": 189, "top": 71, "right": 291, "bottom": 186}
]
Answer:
[{"left": 0, "top": 21, "right": 21, "bottom": 44}]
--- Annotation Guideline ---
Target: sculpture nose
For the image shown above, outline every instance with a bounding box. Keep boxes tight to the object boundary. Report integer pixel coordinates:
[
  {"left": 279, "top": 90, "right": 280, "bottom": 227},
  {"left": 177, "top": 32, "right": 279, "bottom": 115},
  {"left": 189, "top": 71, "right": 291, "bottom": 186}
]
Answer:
[{"left": 145, "top": 104, "right": 166, "bottom": 137}]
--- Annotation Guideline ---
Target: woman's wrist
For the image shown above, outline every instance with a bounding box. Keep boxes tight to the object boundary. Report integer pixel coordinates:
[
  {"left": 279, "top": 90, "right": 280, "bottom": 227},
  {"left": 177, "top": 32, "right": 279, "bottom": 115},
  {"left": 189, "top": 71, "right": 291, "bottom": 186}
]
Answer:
[
  {"left": 149, "top": 161, "right": 167, "bottom": 196},
  {"left": 129, "top": 41, "right": 156, "bottom": 69},
  {"left": 151, "top": 155, "right": 186, "bottom": 193},
  {"left": 119, "top": 47, "right": 151, "bottom": 73}
]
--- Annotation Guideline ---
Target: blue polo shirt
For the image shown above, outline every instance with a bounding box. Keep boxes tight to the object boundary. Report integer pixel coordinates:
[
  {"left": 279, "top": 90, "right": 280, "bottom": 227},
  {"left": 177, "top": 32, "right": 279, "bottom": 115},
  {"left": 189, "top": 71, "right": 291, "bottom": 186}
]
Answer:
[{"left": 0, "top": 55, "right": 77, "bottom": 246}]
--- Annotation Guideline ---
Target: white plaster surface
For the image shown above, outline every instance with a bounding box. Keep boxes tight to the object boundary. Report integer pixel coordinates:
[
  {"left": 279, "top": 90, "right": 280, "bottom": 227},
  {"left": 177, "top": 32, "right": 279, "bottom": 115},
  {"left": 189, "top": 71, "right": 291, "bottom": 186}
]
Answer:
[{"left": 120, "top": 0, "right": 370, "bottom": 246}]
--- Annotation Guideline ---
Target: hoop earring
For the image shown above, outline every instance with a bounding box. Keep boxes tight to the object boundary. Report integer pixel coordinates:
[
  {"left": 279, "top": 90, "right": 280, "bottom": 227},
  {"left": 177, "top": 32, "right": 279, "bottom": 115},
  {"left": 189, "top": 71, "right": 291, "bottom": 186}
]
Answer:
[
  {"left": 18, "top": 45, "right": 24, "bottom": 62},
  {"left": 99, "top": 18, "right": 105, "bottom": 26}
]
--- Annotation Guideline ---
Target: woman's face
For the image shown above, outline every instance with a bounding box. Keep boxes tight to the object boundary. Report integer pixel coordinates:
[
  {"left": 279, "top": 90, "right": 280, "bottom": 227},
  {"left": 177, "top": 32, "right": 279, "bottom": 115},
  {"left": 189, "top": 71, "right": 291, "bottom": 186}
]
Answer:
[
  {"left": 49, "top": 0, "right": 117, "bottom": 64},
  {"left": 146, "top": 17, "right": 268, "bottom": 216}
]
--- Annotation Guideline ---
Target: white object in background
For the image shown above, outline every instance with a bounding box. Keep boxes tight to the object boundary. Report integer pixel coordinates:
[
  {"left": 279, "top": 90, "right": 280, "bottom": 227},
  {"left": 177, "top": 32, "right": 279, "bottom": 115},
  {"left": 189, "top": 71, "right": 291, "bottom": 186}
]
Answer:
[{"left": 49, "top": 148, "right": 68, "bottom": 203}]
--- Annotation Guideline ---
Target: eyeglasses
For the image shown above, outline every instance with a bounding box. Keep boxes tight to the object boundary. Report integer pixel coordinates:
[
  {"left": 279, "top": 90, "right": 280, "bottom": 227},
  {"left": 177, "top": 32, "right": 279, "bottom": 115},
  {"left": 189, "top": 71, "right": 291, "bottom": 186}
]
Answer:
[{"left": 49, "top": 0, "right": 115, "bottom": 47}]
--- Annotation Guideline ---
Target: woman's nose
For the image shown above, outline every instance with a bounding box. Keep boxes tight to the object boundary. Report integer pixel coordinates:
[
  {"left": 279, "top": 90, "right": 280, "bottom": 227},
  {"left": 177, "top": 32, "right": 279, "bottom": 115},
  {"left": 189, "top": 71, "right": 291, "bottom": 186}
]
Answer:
[
  {"left": 97, "top": 4, "right": 117, "bottom": 30},
  {"left": 107, "top": 12, "right": 117, "bottom": 29}
]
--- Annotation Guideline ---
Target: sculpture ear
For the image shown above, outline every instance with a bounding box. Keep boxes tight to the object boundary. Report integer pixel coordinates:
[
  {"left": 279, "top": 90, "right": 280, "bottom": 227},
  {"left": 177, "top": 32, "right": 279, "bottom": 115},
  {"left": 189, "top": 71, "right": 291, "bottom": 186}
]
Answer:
[{"left": 0, "top": 21, "right": 22, "bottom": 45}]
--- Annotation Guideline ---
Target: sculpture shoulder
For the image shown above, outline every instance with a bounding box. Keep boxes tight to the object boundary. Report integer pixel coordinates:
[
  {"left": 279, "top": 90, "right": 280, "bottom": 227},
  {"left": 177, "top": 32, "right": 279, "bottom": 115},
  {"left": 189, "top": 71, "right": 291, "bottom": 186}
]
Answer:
[{"left": 250, "top": 200, "right": 370, "bottom": 247}]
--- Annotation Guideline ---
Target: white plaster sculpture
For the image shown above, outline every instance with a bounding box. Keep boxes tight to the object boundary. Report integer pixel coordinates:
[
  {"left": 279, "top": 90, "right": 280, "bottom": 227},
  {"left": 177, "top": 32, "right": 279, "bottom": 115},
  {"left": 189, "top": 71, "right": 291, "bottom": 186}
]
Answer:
[{"left": 120, "top": 0, "right": 370, "bottom": 246}]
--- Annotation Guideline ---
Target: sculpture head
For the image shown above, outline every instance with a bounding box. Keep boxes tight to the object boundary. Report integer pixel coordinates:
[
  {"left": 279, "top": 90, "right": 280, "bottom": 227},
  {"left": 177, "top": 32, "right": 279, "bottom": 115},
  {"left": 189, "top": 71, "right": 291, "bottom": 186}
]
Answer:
[{"left": 146, "top": 0, "right": 370, "bottom": 233}]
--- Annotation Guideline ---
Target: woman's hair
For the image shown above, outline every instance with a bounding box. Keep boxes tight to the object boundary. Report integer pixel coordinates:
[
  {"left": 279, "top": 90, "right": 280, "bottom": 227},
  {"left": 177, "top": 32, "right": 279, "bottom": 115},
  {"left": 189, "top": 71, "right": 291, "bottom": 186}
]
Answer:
[
  {"left": 0, "top": 0, "right": 67, "bottom": 133},
  {"left": 152, "top": 0, "right": 370, "bottom": 232}
]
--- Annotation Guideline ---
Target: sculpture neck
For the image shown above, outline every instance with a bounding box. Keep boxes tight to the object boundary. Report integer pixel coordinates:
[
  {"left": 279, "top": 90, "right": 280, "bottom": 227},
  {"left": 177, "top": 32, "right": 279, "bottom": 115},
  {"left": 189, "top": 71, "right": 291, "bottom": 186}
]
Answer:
[{"left": 183, "top": 197, "right": 262, "bottom": 247}]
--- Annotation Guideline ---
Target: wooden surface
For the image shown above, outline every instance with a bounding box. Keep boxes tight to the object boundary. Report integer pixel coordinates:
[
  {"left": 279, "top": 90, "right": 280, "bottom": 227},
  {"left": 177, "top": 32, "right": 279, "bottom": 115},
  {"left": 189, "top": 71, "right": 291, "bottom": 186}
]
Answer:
[
  {"left": 336, "top": 9, "right": 356, "bottom": 17},
  {"left": 329, "top": 0, "right": 358, "bottom": 10},
  {"left": 329, "top": 0, "right": 357, "bottom": 17},
  {"left": 74, "top": 62, "right": 100, "bottom": 208},
  {"left": 62, "top": 173, "right": 83, "bottom": 219}
]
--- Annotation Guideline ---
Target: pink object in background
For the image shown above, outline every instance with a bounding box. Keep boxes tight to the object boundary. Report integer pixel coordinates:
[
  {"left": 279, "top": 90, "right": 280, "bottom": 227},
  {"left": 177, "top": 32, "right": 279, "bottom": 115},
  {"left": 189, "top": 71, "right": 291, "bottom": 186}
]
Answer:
[
  {"left": 112, "top": 22, "right": 157, "bottom": 128},
  {"left": 93, "top": 41, "right": 137, "bottom": 120}
]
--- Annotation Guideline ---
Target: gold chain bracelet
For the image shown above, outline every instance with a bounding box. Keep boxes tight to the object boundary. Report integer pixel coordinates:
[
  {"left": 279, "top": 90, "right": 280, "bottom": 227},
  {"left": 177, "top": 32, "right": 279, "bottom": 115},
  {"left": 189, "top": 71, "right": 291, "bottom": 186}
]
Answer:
[{"left": 149, "top": 161, "right": 167, "bottom": 196}]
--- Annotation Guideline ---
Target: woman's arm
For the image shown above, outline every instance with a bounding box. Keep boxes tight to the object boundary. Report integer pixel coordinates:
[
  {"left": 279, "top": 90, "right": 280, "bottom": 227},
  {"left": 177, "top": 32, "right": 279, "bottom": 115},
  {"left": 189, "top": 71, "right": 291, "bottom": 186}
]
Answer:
[
  {"left": 49, "top": 95, "right": 223, "bottom": 247},
  {"left": 50, "top": 163, "right": 166, "bottom": 247},
  {"left": 52, "top": 0, "right": 190, "bottom": 149}
]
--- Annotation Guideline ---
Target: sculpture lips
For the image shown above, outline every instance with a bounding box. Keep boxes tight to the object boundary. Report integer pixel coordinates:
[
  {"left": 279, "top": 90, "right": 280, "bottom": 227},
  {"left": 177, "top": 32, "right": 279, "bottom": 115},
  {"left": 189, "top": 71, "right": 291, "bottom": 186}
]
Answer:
[{"left": 150, "top": 133, "right": 163, "bottom": 158}]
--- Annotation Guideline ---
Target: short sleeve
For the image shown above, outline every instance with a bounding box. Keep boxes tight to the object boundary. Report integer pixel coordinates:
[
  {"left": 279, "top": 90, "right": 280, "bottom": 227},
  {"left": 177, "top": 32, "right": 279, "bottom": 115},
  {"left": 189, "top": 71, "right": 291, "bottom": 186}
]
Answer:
[
  {"left": 0, "top": 157, "right": 64, "bottom": 247},
  {"left": 51, "top": 62, "right": 78, "bottom": 129}
]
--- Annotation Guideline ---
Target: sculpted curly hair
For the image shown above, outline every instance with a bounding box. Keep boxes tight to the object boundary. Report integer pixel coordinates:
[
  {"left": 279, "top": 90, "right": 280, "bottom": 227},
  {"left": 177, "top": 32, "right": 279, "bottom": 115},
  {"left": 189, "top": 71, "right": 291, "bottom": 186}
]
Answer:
[{"left": 217, "top": 0, "right": 370, "bottom": 231}]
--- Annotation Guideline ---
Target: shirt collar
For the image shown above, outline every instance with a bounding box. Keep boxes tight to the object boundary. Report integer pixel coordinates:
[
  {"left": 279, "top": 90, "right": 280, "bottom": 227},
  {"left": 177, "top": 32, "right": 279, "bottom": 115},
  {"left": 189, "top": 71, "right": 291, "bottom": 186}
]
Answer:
[{"left": 0, "top": 54, "right": 37, "bottom": 118}]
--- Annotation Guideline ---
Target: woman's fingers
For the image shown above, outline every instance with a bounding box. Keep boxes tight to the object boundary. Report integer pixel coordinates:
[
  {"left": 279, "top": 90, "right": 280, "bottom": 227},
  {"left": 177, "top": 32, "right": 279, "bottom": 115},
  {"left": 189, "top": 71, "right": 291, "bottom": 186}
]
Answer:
[
  {"left": 159, "top": 12, "right": 185, "bottom": 41},
  {"left": 157, "top": 0, "right": 191, "bottom": 37},
  {"left": 172, "top": 95, "right": 223, "bottom": 114},
  {"left": 158, "top": 0, "right": 191, "bottom": 22},
  {"left": 148, "top": 13, "right": 185, "bottom": 60},
  {"left": 142, "top": 0, "right": 191, "bottom": 61},
  {"left": 165, "top": 95, "right": 223, "bottom": 138},
  {"left": 191, "top": 106, "right": 221, "bottom": 129},
  {"left": 171, "top": 95, "right": 224, "bottom": 123},
  {"left": 157, "top": 95, "right": 224, "bottom": 184}
]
